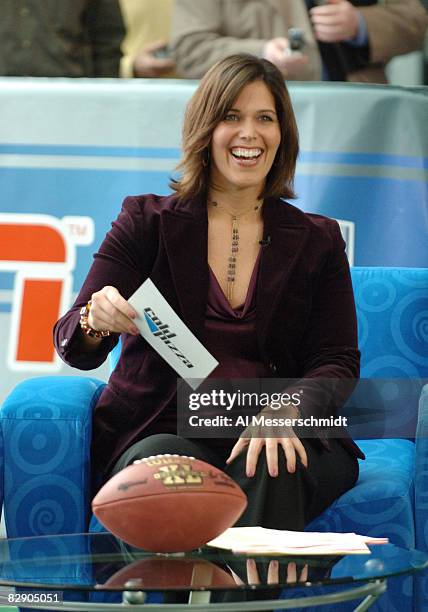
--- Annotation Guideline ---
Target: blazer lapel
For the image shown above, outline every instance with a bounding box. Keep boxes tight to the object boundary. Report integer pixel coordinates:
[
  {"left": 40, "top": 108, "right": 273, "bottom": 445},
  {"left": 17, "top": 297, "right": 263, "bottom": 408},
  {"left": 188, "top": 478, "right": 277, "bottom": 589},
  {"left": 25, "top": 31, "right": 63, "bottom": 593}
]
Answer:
[
  {"left": 161, "top": 197, "right": 309, "bottom": 350},
  {"left": 160, "top": 198, "right": 209, "bottom": 340},
  {"left": 257, "top": 199, "right": 309, "bottom": 346}
]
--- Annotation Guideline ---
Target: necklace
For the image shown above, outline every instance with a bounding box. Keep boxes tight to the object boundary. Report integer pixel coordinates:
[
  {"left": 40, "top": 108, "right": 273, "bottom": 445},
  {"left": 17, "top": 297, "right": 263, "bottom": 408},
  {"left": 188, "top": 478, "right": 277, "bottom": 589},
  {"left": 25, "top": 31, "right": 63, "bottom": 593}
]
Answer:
[{"left": 209, "top": 199, "right": 262, "bottom": 302}]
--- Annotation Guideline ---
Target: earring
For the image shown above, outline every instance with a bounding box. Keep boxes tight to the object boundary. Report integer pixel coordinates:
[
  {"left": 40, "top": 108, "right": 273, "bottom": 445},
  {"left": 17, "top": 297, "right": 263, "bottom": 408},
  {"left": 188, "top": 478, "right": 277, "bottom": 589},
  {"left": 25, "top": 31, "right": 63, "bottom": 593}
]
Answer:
[{"left": 202, "top": 149, "right": 210, "bottom": 168}]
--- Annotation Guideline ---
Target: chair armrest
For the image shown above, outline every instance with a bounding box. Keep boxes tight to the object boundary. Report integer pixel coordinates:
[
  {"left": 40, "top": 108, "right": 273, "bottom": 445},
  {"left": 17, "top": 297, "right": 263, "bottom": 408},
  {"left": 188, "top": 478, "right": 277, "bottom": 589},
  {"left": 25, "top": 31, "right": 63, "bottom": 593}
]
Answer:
[
  {"left": 1, "top": 376, "right": 105, "bottom": 538},
  {"left": 415, "top": 384, "right": 428, "bottom": 552}
]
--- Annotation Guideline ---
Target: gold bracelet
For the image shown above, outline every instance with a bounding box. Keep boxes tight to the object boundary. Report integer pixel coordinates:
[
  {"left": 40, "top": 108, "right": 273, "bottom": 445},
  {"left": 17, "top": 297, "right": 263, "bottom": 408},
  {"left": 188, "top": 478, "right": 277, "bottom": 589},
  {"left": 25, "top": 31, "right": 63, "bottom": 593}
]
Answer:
[{"left": 79, "top": 301, "right": 110, "bottom": 339}]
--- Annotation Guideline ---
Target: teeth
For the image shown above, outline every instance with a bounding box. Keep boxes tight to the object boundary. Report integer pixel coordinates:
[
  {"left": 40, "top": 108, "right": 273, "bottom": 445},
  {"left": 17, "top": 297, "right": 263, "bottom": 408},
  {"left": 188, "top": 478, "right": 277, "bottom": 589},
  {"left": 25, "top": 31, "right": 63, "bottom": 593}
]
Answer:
[{"left": 231, "top": 148, "right": 262, "bottom": 159}]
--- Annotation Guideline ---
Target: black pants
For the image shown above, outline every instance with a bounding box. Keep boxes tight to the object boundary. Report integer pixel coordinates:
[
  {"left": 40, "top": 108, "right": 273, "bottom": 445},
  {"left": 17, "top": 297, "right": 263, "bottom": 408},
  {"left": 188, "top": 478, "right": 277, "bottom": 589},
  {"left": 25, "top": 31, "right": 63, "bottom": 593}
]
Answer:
[{"left": 110, "top": 434, "right": 359, "bottom": 530}]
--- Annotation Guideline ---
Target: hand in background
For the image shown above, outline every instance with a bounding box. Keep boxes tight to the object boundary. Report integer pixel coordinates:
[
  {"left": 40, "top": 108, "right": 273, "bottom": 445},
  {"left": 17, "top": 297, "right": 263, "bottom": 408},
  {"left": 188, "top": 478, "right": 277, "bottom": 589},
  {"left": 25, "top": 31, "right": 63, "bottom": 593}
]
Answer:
[
  {"left": 132, "top": 40, "right": 175, "bottom": 77},
  {"left": 262, "top": 38, "right": 309, "bottom": 78},
  {"left": 310, "top": 0, "right": 360, "bottom": 43}
]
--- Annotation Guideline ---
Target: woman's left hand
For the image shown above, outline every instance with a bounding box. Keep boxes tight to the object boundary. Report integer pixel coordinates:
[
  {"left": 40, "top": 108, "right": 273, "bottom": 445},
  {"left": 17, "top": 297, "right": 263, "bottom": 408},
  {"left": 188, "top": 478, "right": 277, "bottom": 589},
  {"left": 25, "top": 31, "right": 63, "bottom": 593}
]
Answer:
[{"left": 226, "top": 431, "right": 308, "bottom": 477}]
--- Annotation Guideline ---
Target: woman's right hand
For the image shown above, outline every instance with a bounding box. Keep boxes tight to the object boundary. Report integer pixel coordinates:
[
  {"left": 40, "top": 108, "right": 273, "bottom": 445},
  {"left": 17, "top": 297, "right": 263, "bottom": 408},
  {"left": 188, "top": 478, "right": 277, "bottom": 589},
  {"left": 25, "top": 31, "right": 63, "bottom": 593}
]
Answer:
[{"left": 87, "top": 286, "right": 139, "bottom": 335}]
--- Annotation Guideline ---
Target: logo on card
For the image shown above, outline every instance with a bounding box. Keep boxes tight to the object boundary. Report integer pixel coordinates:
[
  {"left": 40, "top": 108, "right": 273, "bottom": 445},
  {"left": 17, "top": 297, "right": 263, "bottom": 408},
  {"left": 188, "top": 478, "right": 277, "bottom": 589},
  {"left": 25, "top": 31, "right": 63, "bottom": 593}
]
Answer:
[{"left": 143, "top": 307, "right": 194, "bottom": 369}]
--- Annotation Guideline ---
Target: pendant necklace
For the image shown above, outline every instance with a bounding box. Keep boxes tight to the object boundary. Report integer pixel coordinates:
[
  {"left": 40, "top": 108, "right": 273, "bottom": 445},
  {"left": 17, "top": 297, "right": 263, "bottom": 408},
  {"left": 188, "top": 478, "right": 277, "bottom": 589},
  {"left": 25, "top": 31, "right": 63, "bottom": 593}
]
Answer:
[{"left": 209, "top": 199, "right": 262, "bottom": 302}]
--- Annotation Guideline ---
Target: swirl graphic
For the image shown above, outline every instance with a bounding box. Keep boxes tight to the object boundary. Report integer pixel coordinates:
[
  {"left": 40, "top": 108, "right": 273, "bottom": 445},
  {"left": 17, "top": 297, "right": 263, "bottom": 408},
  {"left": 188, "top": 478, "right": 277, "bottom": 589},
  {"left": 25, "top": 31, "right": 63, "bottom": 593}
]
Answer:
[
  {"left": 356, "top": 278, "right": 396, "bottom": 313},
  {"left": 7, "top": 475, "right": 84, "bottom": 537},
  {"left": 391, "top": 291, "right": 428, "bottom": 368},
  {"left": 413, "top": 311, "right": 428, "bottom": 344},
  {"left": 4, "top": 377, "right": 102, "bottom": 420},
  {"left": 362, "top": 355, "right": 420, "bottom": 379},
  {"left": 29, "top": 500, "right": 64, "bottom": 534},
  {"left": 9, "top": 421, "right": 70, "bottom": 474},
  {"left": 392, "top": 269, "right": 428, "bottom": 289}
]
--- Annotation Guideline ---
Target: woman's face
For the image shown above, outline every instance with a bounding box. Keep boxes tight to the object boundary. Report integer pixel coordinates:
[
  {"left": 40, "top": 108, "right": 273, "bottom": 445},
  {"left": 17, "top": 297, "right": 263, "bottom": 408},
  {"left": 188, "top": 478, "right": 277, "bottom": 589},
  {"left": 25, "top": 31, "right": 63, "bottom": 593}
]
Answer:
[{"left": 210, "top": 80, "right": 281, "bottom": 195}]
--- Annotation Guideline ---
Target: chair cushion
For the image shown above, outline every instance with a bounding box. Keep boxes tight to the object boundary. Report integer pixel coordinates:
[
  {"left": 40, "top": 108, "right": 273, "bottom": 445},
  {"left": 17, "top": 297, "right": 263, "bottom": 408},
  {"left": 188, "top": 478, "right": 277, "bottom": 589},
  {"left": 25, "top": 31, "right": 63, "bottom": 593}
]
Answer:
[
  {"left": 351, "top": 267, "right": 428, "bottom": 379},
  {"left": 1, "top": 377, "right": 105, "bottom": 538},
  {"left": 307, "top": 439, "right": 415, "bottom": 549}
]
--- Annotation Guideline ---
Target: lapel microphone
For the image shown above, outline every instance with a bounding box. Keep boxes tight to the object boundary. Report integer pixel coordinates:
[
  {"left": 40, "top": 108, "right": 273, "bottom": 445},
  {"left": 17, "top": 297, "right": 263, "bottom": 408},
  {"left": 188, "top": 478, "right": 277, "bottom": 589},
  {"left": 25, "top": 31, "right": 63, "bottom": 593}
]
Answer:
[{"left": 259, "top": 236, "right": 271, "bottom": 247}]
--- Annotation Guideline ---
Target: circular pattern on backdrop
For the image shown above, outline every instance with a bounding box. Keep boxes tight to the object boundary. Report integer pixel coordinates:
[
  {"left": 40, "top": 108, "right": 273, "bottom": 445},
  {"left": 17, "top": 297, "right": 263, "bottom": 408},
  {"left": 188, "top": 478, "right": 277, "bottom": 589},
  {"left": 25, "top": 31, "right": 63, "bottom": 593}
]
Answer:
[
  {"left": 356, "top": 278, "right": 397, "bottom": 313},
  {"left": 391, "top": 290, "right": 428, "bottom": 368},
  {"left": 9, "top": 421, "right": 71, "bottom": 474},
  {"left": 29, "top": 500, "right": 64, "bottom": 535},
  {"left": 7, "top": 475, "right": 82, "bottom": 536},
  {"left": 392, "top": 269, "right": 428, "bottom": 289},
  {"left": 362, "top": 355, "right": 420, "bottom": 379}
]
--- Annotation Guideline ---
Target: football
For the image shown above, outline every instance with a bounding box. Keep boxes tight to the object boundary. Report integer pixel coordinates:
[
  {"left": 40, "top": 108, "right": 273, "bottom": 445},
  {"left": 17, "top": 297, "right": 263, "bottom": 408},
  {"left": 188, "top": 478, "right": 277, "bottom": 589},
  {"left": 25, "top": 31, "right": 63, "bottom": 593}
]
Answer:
[
  {"left": 101, "top": 557, "right": 237, "bottom": 590},
  {"left": 92, "top": 454, "right": 247, "bottom": 552}
]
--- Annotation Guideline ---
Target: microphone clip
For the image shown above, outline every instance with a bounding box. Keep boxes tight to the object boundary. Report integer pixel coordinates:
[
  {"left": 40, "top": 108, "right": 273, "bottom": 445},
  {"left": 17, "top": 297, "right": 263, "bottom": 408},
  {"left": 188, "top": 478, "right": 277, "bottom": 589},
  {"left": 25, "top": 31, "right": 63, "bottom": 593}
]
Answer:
[{"left": 259, "top": 236, "right": 271, "bottom": 247}]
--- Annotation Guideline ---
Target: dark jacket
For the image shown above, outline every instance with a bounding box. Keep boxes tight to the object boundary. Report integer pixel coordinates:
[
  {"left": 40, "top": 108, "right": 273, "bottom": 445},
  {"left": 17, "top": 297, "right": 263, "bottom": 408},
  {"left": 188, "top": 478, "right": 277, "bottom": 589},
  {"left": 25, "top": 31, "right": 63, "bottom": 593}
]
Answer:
[
  {"left": 54, "top": 194, "right": 364, "bottom": 477},
  {"left": 306, "top": 0, "right": 376, "bottom": 81},
  {"left": 0, "top": 0, "right": 124, "bottom": 77}
]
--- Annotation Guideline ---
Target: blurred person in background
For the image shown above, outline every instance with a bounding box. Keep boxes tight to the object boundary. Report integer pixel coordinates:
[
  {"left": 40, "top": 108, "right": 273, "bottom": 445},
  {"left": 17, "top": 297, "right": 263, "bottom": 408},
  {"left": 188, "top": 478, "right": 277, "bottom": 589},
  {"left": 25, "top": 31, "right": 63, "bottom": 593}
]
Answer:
[
  {"left": 307, "top": 0, "right": 428, "bottom": 83},
  {"left": 119, "top": 0, "right": 176, "bottom": 78},
  {"left": 0, "top": 0, "right": 124, "bottom": 77},
  {"left": 171, "top": 0, "right": 322, "bottom": 80},
  {"left": 171, "top": 0, "right": 427, "bottom": 84}
]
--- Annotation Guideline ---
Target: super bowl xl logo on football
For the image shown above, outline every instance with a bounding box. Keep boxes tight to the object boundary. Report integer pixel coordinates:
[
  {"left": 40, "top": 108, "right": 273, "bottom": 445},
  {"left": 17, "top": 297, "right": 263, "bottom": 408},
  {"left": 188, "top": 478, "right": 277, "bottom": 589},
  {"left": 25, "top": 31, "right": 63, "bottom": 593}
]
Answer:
[{"left": 0, "top": 213, "right": 93, "bottom": 372}]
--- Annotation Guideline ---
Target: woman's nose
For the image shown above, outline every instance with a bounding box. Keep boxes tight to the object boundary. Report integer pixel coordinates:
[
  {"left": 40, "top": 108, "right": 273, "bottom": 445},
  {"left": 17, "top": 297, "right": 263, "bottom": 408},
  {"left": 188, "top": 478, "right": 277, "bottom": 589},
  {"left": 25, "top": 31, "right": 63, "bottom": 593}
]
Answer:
[{"left": 239, "top": 118, "right": 257, "bottom": 140}]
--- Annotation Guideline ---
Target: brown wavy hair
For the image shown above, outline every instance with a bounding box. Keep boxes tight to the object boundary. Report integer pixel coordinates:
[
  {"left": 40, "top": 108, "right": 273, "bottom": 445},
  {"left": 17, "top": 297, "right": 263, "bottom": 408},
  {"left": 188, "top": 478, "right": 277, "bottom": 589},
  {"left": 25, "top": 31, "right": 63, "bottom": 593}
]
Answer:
[{"left": 170, "top": 54, "right": 299, "bottom": 202}]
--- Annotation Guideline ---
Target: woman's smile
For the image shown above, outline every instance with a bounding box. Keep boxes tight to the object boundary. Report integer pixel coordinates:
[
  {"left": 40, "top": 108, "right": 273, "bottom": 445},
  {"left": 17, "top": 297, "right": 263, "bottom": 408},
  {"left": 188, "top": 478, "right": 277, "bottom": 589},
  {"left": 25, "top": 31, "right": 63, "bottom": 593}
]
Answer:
[{"left": 230, "top": 146, "right": 263, "bottom": 166}]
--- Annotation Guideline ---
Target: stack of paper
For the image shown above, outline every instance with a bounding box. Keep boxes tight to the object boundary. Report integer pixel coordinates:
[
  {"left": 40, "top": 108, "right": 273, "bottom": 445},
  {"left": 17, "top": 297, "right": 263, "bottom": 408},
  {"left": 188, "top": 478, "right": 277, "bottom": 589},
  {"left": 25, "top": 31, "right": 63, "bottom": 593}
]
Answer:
[{"left": 208, "top": 527, "right": 388, "bottom": 555}]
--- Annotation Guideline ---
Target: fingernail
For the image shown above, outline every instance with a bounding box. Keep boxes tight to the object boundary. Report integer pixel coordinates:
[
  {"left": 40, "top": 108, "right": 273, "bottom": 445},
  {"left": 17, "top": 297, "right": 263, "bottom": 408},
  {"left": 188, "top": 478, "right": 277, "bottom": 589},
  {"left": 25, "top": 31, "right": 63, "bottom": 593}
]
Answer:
[
  {"left": 247, "top": 470, "right": 254, "bottom": 478},
  {"left": 271, "top": 469, "right": 278, "bottom": 477},
  {"left": 131, "top": 326, "right": 139, "bottom": 335}
]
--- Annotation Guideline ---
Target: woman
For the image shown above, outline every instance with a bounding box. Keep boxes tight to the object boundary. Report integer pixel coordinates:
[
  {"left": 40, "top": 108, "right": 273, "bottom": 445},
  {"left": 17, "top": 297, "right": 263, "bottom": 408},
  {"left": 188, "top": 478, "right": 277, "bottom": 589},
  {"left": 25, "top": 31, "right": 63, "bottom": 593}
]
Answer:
[{"left": 54, "top": 54, "right": 364, "bottom": 530}]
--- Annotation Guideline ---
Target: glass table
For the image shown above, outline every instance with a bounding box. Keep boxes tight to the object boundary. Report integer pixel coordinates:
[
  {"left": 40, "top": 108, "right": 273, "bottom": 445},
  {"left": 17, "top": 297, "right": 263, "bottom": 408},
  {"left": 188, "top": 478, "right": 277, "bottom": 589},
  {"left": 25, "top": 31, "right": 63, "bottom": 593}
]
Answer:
[{"left": 0, "top": 532, "right": 426, "bottom": 610}]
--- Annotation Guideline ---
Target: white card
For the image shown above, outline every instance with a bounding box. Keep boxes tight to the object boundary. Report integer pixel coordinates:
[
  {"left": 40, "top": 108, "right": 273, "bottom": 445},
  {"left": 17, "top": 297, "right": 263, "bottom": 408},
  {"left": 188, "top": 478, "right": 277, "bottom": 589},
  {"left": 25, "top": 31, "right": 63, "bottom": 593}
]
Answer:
[{"left": 128, "top": 279, "right": 218, "bottom": 389}]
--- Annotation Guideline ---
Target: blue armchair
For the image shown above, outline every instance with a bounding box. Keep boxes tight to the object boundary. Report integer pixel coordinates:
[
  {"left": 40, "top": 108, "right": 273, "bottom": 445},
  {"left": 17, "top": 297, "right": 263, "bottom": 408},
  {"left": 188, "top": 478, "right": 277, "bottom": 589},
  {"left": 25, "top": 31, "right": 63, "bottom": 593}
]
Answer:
[{"left": 1, "top": 267, "right": 427, "bottom": 611}]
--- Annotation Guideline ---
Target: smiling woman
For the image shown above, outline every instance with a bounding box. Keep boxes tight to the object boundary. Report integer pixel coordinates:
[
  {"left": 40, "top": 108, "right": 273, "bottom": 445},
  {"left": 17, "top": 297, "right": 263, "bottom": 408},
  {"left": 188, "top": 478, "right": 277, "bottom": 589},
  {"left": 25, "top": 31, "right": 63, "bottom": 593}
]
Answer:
[
  {"left": 54, "top": 54, "right": 363, "bottom": 537},
  {"left": 171, "top": 55, "right": 299, "bottom": 308},
  {"left": 172, "top": 54, "right": 299, "bottom": 203}
]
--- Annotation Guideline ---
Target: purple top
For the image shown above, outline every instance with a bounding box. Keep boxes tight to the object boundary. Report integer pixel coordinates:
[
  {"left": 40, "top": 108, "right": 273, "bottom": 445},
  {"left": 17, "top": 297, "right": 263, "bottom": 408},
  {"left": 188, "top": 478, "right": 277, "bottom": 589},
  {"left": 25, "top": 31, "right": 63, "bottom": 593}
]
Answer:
[
  {"left": 154, "top": 253, "right": 269, "bottom": 438},
  {"left": 205, "top": 253, "right": 270, "bottom": 379}
]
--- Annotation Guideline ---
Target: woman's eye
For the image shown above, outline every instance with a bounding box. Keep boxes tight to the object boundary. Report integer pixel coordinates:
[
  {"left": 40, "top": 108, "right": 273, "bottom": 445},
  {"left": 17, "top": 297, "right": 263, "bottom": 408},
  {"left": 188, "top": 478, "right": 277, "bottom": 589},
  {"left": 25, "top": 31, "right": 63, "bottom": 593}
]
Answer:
[
  {"left": 224, "top": 114, "right": 239, "bottom": 121},
  {"left": 259, "top": 114, "right": 273, "bottom": 122}
]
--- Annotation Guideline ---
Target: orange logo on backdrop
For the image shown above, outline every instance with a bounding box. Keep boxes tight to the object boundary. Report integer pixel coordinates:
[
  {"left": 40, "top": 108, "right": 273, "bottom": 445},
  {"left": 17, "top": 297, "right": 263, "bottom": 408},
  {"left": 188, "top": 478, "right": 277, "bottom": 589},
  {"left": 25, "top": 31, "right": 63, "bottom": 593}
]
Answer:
[{"left": 0, "top": 214, "right": 75, "bottom": 371}]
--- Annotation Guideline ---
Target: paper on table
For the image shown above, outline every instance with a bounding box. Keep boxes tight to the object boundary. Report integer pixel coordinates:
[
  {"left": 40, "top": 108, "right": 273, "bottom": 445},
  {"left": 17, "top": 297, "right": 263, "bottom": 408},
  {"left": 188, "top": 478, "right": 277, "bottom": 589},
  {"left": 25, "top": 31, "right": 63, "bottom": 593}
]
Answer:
[
  {"left": 128, "top": 279, "right": 218, "bottom": 389},
  {"left": 207, "top": 527, "right": 389, "bottom": 555}
]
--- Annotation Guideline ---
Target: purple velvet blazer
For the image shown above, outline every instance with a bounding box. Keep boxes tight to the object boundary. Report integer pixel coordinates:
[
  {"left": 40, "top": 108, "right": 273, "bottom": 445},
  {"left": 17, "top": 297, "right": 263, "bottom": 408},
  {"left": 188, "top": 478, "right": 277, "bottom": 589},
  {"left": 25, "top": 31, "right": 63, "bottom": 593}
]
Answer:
[{"left": 54, "top": 194, "right": 364, "bottom": 476}]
